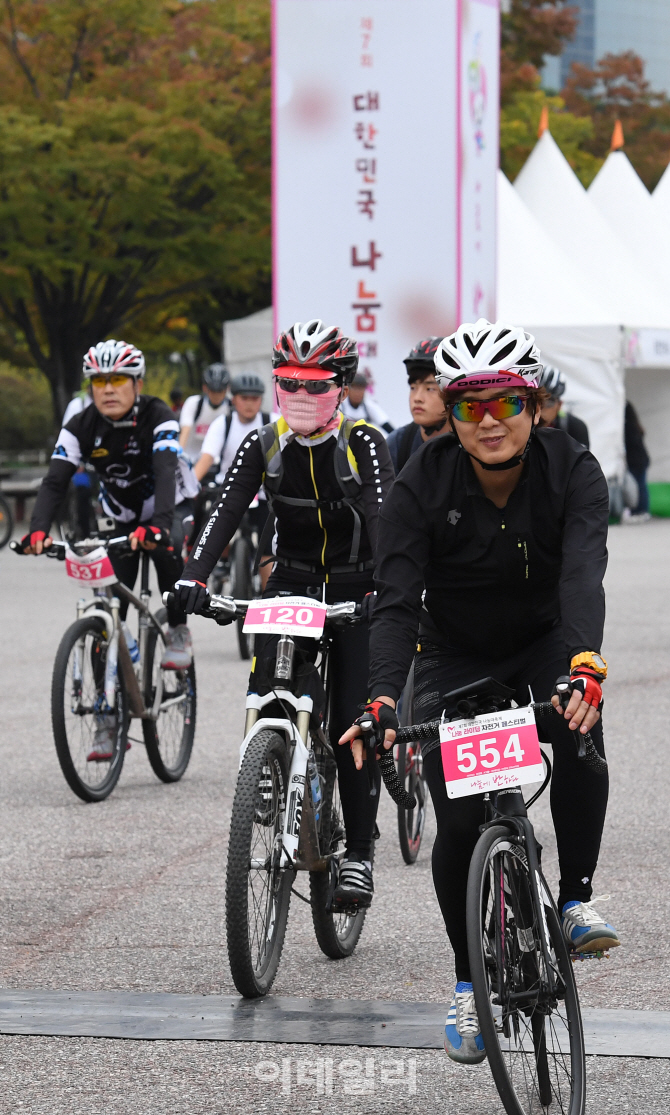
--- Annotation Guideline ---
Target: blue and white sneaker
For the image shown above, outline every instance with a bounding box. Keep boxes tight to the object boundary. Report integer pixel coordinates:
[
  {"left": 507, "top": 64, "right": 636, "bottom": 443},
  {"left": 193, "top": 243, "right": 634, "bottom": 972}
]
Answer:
[
  {"left": 562, "top": 896, "right": 620, "bottom": 954},
  {"left": 444, "top": 982, "right": 486, "bottom": 1064}
]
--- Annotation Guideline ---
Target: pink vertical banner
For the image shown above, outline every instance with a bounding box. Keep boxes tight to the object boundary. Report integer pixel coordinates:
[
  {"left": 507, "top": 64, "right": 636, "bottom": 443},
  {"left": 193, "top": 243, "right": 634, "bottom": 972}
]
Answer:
[{"left": 457, "top": 0, "right": 500, "bottom": 325}]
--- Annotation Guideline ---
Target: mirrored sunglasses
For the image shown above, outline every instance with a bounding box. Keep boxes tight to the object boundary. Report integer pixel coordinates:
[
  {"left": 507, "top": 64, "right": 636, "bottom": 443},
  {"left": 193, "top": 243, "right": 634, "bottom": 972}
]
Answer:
[
  {"left": 89, "top": 373, "right": 133, "bottom": 388},
  {"left": 451, "top": 395, "right": 529, "bottom": 423}
]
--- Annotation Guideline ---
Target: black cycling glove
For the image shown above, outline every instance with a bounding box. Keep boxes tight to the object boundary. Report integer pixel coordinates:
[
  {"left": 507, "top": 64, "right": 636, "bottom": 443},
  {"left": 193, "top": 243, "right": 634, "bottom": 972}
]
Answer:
[
  {"left": 354, "top": 700, "right": 399, "bottom": 750},
  {"left": 173, "top": 578, "right": 210, "bottom": 615}
]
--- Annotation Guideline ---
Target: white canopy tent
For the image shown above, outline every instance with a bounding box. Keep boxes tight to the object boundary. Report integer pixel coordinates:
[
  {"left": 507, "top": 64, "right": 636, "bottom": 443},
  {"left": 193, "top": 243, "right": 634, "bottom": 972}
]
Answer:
[{"left": 222, "top": 307, "right": 274, "bottom": 396}]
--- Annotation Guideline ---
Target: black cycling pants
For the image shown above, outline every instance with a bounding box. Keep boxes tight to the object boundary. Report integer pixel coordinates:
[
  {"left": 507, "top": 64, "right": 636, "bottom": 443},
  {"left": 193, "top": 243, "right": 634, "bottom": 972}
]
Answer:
[
  {"left": 414, "top": 626, "right": 609, "bottom": 983},
  {"left": 251, "top": 568, "right": 380, "bottom": 860},
  {"left": 110, "top": 501, "right": 193, "bottom": 629}
]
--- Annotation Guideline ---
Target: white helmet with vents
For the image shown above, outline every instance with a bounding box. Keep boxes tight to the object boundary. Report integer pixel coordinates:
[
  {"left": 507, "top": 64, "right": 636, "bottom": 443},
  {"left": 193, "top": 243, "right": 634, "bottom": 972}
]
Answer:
[
  {"left": 434, "top": 319, "right": 543, "bottom": 391},
  {"left": 83, "top": 339, "right": 145, "bottom": 379}
]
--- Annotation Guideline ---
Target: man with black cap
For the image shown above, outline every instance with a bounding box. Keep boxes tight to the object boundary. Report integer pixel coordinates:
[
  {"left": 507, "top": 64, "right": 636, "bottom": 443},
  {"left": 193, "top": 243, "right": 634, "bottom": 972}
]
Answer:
[
  {"left": 179, "top": 362, "right": 230, "bottom": 465},
  {"left": 385, "top": 337, "right": 450, "bottom": 473}
]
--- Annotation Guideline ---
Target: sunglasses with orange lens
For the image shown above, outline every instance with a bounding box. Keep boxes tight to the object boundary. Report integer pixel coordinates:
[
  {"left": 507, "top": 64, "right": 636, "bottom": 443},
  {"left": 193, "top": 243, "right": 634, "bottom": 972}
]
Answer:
[{"left": 89, "top": 373, "right": 133, "bottom": 388}]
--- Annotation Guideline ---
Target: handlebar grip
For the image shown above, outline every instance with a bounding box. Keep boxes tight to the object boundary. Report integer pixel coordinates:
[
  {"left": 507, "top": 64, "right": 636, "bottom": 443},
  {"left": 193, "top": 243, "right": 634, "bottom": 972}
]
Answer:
[
  {"left": 162, "top": 591, "right": 175, "bottom": 608},
  {"left": 9, "top": 541, "right": 25, "bottom": 555},
  {"left": 379, "top": 749, "right": 417, "bottom": 810}
]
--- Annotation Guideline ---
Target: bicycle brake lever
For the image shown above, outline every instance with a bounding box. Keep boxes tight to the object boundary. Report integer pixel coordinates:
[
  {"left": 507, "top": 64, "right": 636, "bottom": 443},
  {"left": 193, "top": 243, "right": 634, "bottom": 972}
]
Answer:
[{"left": 357, "top": 720, "right": 378, "bottom": 797}]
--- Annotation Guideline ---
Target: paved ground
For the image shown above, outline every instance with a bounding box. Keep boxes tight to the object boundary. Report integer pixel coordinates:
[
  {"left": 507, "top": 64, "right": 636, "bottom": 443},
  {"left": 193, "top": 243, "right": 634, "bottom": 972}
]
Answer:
[{"left": 1, "top": 519, "right": 670, "bottom": 1112}]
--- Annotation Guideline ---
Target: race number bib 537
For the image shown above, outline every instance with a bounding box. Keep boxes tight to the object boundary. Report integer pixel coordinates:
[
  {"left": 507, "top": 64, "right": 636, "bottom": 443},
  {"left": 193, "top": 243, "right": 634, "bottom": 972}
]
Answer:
[
  {"left": 440, "top": 705, "right": 544, "bottom": 799},
  {"left": 65, "top": 546, "right": 117, "bottom": 587},
  {"left": 243, "top": 595, "right": 327, "bottom": 638}
]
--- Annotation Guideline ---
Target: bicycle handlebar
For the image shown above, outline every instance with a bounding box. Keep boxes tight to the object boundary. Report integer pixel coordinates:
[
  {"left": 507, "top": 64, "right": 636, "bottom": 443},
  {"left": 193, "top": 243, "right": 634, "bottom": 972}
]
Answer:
[
  {"left": 161, "top": 591, "right": 363, "bottom": 626},
  {"left": 11, "top": 534, "right": 161, "bottom": 560},
  {"left": 395, "top": 699, "right": 607, "bottom": 776}
]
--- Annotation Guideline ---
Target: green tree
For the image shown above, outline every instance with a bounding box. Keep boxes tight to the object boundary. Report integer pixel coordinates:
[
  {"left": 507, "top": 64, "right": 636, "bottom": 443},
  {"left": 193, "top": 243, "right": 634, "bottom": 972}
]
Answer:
[
  {"left": 0, "top": 0, "right": 271, "bottom": 421},
  {"left": 501, "top": 90, "right": 602, "bottom": 184}
]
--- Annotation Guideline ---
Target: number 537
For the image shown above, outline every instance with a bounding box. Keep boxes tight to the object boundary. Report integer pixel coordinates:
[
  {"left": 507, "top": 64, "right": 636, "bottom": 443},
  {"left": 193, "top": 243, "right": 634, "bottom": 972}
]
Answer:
[{"left": 457, "top": 734, "right": 524, "bottom": 772}]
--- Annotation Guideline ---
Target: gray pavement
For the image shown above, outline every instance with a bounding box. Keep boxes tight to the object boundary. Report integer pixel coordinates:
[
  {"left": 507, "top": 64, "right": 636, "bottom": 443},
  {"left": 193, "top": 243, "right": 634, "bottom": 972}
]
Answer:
[{"left": 1, "top": 519, "right": 670, "bottom": 1111}]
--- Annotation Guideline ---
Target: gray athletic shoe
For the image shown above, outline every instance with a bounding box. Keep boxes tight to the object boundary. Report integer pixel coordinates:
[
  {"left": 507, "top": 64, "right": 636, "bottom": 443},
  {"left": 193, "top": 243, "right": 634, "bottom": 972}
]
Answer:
[
  {"left": 444, "top": 985, "right": 487, "bottom": 1064},
  {"left": 160, "top": 625, "right": 193, "bottom": 670},
  {"left": 87, "top": 714, "right": 118, "bottom": 762},
  {"left": 332, "top": 855, "right": 374, "bottom": 909}
]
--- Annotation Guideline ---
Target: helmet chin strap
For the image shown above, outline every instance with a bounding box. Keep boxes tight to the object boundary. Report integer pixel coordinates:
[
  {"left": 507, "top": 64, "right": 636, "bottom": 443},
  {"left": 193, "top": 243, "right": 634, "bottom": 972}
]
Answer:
[{"left": 450, "top": 415, "right": 536, "bottom": 471}]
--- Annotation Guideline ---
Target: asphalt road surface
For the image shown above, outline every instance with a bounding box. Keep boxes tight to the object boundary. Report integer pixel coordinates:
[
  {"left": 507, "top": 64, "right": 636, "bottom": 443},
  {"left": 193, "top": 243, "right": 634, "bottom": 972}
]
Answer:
[{"left": 1, "top": 519, "right": 670, "bottom": 1113}]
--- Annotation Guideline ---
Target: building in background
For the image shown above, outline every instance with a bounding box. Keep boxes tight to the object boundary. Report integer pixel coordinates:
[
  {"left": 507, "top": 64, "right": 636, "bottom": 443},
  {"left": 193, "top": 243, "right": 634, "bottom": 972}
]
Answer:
[{"left": 542, "top": 0, "right": 670, "bottom": 94}]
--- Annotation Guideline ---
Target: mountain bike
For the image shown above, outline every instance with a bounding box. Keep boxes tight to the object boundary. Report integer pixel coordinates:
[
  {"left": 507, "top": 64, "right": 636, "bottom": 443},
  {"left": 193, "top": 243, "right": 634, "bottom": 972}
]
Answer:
[
  {"left": 12, "top": 534, "right": 196, "bottom": 802},
  {"left": 395, "top": 662, "right": 428, "bottom": 864},
  {"left": 393, "top": 676, "right": 608, "bottom": 1115},
  {"left": 163, "top": 589, "right": 413, "bottom": 998}
]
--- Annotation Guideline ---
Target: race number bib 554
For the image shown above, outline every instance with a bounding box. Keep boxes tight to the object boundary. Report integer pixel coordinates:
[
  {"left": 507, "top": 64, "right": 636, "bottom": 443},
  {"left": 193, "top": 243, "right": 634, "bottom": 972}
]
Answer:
[
  {"left": 440, "top": 705, "right": 544, "bottom": 799},
  {"left": 65, "top": 546, "right": 117, "bottom": 587},
  {"left": 243, "top": 595, "right": 327, "bottom": 638}
]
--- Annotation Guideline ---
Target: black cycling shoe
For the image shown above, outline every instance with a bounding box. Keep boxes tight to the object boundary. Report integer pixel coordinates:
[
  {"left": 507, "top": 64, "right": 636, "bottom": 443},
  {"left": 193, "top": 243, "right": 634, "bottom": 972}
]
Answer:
[{"left": 332, "top": 854, "right": 374, "bottom": 909}]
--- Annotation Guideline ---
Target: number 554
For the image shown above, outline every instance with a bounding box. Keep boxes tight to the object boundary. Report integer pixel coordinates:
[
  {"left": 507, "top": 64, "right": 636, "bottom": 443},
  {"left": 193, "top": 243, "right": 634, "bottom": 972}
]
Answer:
[{"left": 457, "top": 734, "right": 525, "bottom": 773}]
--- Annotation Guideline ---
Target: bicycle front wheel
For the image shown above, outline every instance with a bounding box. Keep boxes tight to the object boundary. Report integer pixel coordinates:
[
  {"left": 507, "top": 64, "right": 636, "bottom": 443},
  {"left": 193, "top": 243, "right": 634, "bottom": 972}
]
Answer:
[
  {"left": 51, "top": 616, "right": 129, "bottom": 802},
  {"left": 0, "top": 494, "right": 13, "bottom": 550},
  {"left": 396, "top": 663, "right": 427, "bottom": 864},
  {"left": 467, "top": 825, "right": 586, "bottom": 1115},
  {"left": 310, "top": 751, "right": 370, "bottom": 958},
  {"left": 230, "top": 537, "right": 253, "bottom": 660},
  {"left": 225, "top": 730, "right": 292, "bottom": 997},
  {"left": 142, "top": 610, "right": 196, "bottom": 782}
]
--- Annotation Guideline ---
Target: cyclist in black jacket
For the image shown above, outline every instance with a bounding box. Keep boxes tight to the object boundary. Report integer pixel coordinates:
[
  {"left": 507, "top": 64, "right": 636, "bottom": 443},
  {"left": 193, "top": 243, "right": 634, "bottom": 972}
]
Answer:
[
  {"left": 341, "top": 318, "right": 619, "bottom": 1064},
  {"left": 174, "top": 320, "right": 394, "bottom": 909},
  {"left": 385, "top": 337, "right": 450, "bottom": 473},
  {"left": 25, "top": 341, "right": 199, "bottom": 701}
]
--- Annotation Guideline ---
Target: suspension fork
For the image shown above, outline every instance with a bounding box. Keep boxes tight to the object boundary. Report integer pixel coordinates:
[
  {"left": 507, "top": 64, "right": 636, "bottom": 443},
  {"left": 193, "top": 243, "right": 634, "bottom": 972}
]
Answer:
[
  {"left": 104, "top": 596, "right": 121, "bottom": 711},
  {"left": 138, "top": 550, "right": 152, "bottom": 689}
]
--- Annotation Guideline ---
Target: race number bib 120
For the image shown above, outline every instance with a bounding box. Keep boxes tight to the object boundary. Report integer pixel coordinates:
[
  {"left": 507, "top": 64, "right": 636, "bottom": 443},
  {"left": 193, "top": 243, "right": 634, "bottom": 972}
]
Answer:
[
  {"left": 65, "top": 546, "right": 118, "bottom": 587},
  {"left": 440, "top": 705, "right": 544, "bottom": 799},
  {"left": 243, "top": 595, "right": 327, "bottom": 638}
]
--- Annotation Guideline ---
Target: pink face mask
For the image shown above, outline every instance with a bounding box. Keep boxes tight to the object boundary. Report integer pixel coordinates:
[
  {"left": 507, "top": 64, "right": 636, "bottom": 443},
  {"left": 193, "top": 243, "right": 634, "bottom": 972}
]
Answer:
[{"left": 276, "top": 384, "right": 341, "bottom": 435}]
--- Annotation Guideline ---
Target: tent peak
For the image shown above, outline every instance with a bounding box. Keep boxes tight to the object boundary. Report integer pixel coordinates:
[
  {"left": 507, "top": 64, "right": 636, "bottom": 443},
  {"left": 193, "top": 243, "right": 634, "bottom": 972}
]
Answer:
[{"left": 611, "top": 119, "right": 624, "bottom": 151}]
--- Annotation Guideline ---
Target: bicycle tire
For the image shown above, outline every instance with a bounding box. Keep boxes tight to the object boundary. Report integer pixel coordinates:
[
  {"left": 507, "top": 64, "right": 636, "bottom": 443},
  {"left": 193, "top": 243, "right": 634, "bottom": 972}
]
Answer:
[
  {"left": 467, "top": 824, "right": 586, "bottom": 1115},
  {"left": 225, "top": 729, "right": 292, "bottom": 997},
  {"left": 231, "top": 537, "right": 253, "bottom": 660},
  {"left": 310, "top": 750, "right": 370, "bottom": 958},
  {"left": 142, "top": 608, "right": 196, "bottom": 783},
  {"left": 51, "top": 616, "right": 129, "bottom": 803},
  {"left": 396, "top": 663, "right": 427, "bottom": 864},
  {"left": 0, "top": 493, "right": 13, "bottom": 550}
]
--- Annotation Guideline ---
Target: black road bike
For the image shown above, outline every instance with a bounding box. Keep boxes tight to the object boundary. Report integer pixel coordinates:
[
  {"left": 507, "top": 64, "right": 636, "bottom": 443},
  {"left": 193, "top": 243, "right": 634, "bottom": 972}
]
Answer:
[{"left": 394, "top": 677, "right": 608, "bottom": 1115}]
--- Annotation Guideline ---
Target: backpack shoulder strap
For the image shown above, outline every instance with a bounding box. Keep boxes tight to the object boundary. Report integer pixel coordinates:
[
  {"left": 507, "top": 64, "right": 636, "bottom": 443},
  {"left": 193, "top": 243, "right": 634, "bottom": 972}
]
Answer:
[
  {"left": 258, "top": 420, "right": 283, "bottom": 495},
  {"left": 221, "top": 412, "right": 233, "bottom": 451},
  {"left": 193, "top": 394, "right": 206, "bottom": 424},
  {"left": 397, "top": 422, "right": 420, "bottom": 471}
]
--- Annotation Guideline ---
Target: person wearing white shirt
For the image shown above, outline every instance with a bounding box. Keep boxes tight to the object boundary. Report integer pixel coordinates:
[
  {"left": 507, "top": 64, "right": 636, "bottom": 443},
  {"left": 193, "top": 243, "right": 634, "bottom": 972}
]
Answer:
[
  {"left": 62, "top": 391, "right": 92, "bottom": 426},
  {"left": 179, "top": 363, "right": 230, "bottom": 463},
  {"left": 194, "top": 373, "right": 277, "bottom": 587},
  {"left": 340, "top": 372, "right": 394, "bottom": 434}
]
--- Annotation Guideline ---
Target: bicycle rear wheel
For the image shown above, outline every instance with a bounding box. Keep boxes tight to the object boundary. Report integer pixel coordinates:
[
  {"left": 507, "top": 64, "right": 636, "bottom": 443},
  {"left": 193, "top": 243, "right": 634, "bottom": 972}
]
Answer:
[
  {"left": 310, "top": 750, "right": 370, "bottom": 958},
  {"left": 467, "top": 825, "right": 586, "bottom": 1115},
  {"left": 0, "top": 494, "right": 13, "bottom": 549},
  {"left": 396, "top": 663, "right": 427, "bottom": 863},
  {"left": 142, "top": 609, "right": 196, "bottom": 782},
  {"left": 51, "top": 616, "right": 129, "bottom": 802},
  {"left": 230, "top": 537, "right": 253, "bottom": 660},
  {"left": 225, "top": 729, "right": 292, "bottom": 997}
]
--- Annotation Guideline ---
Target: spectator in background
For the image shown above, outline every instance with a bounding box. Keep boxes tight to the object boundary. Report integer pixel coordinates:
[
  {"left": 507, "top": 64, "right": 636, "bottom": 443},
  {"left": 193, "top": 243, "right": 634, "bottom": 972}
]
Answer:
[
  {"left": 62, "top": 386, "right": 92, "bottom": 426},
  {"left": 385, "top": 337, "right": 449, "bottom": 473},
  {"left": 179, "top": 363, "right": 230, "bottom": 463},
  {"left": 538, "top": 366, "right": 590, "bottom": 448},
  {"left": 170, "top": 388, "right": 184, "bottom": 417},
  {"left": 340, "top": 372, "right": 394, "bottom": 434},
  {"left": 624, "top": 401, "right": 651, "bottom": 524}
]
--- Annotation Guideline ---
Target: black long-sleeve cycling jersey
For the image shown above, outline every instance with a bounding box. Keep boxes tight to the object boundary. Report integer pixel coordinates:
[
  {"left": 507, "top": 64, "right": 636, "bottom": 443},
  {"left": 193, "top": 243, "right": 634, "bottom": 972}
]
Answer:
[
  {"left": 368, "top": 426, "right": 609, "bottom": 701},
  {"left": 31, "top": 395, "right": 198, "bottom": 535},
  {"left": 184, "top": 415, "right": 394, "bottom": 583}
]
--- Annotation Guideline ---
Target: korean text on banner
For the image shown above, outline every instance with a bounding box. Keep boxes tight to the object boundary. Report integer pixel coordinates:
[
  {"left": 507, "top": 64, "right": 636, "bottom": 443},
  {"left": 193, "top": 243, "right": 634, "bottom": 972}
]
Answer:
[
  {"left": 274, "top": 1, "right": 498, "bottom": 427},
  {"left": 440, "top": 705, "right": 544, "bottom": 799}
]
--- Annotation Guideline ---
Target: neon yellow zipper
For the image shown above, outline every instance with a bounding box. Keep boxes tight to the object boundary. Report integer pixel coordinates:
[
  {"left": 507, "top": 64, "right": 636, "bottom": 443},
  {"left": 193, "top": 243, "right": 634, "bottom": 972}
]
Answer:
[{"left": 308, "top": 446, "right": 328, "bottom": 572}]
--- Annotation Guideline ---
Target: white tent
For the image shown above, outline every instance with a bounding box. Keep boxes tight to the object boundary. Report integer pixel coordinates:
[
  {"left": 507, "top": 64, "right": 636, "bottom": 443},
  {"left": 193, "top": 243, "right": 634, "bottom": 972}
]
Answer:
[
  {"left": 652, "top": 160, "right": 670, "bottom": 211},
  {"left": 515, "top": 131, "right": 670, "bottom": 328},
  {"left": 588, "top": 150, "right": 670, "bottom": 295},
  {"left": 223, "top": 307, "right": 274, "bottom": 395}
]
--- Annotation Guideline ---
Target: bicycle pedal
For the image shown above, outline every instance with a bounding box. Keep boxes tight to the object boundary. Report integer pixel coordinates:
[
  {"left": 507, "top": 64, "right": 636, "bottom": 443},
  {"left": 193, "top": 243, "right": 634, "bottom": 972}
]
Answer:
[{"left": 570, "top": 950, "right": 610, "bottom": 961}]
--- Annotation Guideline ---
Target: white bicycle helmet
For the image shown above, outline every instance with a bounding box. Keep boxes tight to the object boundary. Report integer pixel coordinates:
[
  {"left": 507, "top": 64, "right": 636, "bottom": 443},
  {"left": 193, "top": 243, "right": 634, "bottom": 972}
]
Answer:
[
  {"left": 434, "top": 319, "right": 543, "bottom": 391},
  {"left": 538, "top": 365, "right": 566, "bottom": 399},
  {"left": 83, "top": 339, "right": 145, "bottom": 379}
]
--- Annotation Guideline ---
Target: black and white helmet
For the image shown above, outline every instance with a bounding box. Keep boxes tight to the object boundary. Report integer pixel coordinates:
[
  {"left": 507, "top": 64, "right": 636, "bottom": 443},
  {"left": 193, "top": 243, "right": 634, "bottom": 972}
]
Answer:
[
  {"left": 203, "top": 363, "right": 230, "bottom": 392},
  {"left": 434, "top": 319, "right": 543, "bottom": 391},
  {"left": 538, "top": 365, "right": 566, "bottom": 399},
  {"left": 83, "top": 339, "right": 145, "bottom": 379}
]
